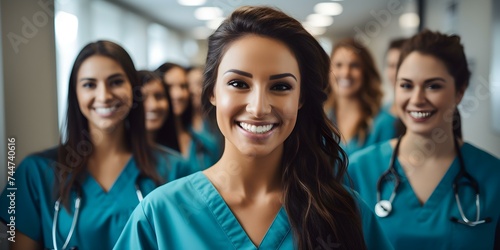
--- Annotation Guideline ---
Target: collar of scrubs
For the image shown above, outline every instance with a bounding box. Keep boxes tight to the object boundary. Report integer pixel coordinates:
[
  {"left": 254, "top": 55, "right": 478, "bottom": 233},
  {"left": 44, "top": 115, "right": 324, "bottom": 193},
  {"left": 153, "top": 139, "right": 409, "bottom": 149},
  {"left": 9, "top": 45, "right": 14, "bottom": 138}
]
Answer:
[{"left": 191, "top": 172, "right": 291, "bottom": 249}]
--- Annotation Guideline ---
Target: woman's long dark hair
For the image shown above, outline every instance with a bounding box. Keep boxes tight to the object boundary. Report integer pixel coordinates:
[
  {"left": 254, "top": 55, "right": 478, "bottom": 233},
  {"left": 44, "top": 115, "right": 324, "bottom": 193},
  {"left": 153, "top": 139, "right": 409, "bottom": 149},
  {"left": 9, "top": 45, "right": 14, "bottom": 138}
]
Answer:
[
  {"left": 138, "top": 70, "right": 180, "bottom": 151},
  {"left": 57, "top": 41, "right": 160, "bottom": 209},
  {"left": 202, "top": 6, "right": 366, "bottom": 249},
  {"left": 396, "top": 30, "right": 470, "bottom": 139},
  {"left": 155, "top": 62, "right": 193, "bottom": 130}
]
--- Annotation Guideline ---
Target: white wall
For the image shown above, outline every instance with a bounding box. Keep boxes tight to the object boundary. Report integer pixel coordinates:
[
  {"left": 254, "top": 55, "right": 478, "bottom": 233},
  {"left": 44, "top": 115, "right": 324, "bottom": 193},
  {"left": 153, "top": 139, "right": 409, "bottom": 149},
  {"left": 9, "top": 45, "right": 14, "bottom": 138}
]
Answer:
[
  {"left": 425, "top": 0, "right": 500, "bottom": 158},
  {"left": 1, "top": 0, "right": 59, "bottom": 179},
  {"left": 0, "top": 0, "right": 6, "bottom": 200}
]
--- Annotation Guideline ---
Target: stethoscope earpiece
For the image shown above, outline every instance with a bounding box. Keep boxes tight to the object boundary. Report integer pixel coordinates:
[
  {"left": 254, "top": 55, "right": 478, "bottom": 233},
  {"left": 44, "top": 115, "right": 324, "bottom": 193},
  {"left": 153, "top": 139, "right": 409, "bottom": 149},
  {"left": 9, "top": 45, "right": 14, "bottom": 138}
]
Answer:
[{"left": 375, "top": 200, "right": 392, "bottom": 218}]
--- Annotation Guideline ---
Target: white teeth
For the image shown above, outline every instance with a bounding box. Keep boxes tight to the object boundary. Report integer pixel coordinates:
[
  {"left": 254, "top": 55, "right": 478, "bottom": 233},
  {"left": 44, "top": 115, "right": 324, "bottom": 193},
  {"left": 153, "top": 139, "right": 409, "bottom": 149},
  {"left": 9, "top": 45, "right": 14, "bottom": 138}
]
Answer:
[
  {"left": 338, "top": 79, "right": 352, "bottom": 87},
  {"left": 239, "top": 122, "right": 274, "bottom": 134},
  {"left": 95, "top": 106, "right": 117, "bottom": 115},
  {"left": 409, "top": 111, "right": 432, "bottom": 119},
  {"left": 146, "top": 112, "right": 158, "bottom": 120}
]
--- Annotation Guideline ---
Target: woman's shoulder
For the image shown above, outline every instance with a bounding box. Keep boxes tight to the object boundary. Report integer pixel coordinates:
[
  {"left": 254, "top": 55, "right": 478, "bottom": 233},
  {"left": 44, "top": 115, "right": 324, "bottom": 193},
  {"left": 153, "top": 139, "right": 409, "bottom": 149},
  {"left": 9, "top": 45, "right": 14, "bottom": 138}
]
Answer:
[
  {"left": 142, "top": 171, "right": 203, "bottom": 205},
  {"left": 349, "top": 140, "right": 393, "bottom": 164},
  {"left": 462, "top": 142, "right": 500, "bottom": 168}
]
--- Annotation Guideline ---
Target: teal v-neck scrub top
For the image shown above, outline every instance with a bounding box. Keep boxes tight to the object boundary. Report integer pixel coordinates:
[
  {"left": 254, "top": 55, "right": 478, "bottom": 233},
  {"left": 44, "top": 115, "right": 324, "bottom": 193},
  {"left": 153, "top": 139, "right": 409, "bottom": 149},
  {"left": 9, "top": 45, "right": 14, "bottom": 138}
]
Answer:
[
  {"left": 0, "top": 146, "right": 190, "bottom": 250},
  {"left": 329, "top": 109, "right": 397, "bottom": 156},
  {"left": 348, "top": 141, "right": 500, "bottom": 249},
  {"left": 113, "top": 171, "right": 393, "bottom": 249}
]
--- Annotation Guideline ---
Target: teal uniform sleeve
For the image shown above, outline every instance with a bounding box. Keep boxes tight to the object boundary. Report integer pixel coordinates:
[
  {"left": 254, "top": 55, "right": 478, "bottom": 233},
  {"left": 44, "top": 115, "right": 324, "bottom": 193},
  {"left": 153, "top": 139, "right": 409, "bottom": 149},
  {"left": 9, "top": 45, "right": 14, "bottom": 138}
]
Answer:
[
  {"left": 113, "top": 202, "right": 158, "bottom": 250},
  {"left": 0, "top": 155, "right": 52, "bottom": 242}
]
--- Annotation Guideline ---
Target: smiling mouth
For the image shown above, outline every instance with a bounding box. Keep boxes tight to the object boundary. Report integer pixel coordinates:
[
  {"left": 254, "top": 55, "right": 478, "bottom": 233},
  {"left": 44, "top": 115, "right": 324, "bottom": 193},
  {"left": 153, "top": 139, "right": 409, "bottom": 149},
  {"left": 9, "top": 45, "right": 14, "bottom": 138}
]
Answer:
[
  {"left": 146, "top": 112, "right": 159, "bottom": 120},
  {"left": 94, "top": 105, "right": 120, "bottom": 116},
  {"left": 338, "top": 79, "right": 353, "bottom": 87},
  {"left": 238, "top": 122, "right": 276, "bottom": 134},
  {"left": 409, "top": 111, "right": 434, "bottom": 119}
]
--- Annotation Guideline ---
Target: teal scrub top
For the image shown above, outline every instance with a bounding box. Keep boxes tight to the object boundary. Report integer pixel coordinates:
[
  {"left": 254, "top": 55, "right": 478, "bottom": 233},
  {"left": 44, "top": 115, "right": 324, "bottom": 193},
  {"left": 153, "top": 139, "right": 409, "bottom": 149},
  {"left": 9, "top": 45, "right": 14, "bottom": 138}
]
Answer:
[
  {"left": 0, "top": 146, "right": 190, "bottom": 250},
  {"left": 113, "top": 171, "right": 394, "bottom": 250},
  {"left": 329, "top": 109, "right": 397, "bottom": 156},
  {"left": 187, "top": 128, "right": 222, "bottom": 171},
  {"left": 348, "top": 141, "right": 500, "bottom": 249}
]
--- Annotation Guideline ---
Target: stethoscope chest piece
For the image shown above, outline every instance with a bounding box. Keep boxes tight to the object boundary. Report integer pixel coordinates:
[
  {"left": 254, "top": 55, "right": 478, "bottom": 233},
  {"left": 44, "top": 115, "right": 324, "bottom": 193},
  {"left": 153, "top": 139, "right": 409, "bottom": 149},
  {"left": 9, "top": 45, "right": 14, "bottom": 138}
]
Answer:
[{"left": 375, "top": 200, "right": 392, "bottom": 218}]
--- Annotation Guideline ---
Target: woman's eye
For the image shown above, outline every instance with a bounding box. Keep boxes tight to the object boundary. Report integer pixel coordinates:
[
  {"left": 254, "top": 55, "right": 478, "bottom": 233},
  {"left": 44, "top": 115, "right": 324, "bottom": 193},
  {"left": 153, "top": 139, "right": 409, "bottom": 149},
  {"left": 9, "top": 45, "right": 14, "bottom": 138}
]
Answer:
[
  {"left": 427, "top": 83, "right": 442, "bottom": 90},
  {"left": 228, "top": 80, "right": 248, "bottom": 89},
  {"left": 154, "top": 93, "right": 166, "bottom": 100},
  {"left": 110, "top": 79, "right": 125, "bottom": 86},
  {"left": 271, "top": 83, "right": 292, "bottom": 91},
  {"left": 399, "top": 82, "right": 412, "bottom": 89},
  {"left": 82, "top": 82, "right": 95, "bottom": 88}
]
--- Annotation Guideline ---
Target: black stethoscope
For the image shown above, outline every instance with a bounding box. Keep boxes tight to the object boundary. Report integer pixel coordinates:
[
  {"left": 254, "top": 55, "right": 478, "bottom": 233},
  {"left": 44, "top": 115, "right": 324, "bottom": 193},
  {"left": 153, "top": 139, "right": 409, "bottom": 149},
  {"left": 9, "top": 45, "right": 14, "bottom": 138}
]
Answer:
[
  {"left": 375, "top": 136, "right": 492, "bottom": 226},
  {"left": 51, "top": 175, "right": 145, "bottom": 250}
]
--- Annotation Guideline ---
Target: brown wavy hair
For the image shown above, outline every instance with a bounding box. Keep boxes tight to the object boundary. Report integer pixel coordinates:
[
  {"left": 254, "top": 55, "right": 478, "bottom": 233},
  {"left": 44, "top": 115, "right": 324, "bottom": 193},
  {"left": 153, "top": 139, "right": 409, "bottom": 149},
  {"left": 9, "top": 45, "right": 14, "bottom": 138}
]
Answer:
[
  {"left": 327, "top": 38, "right": 383, "bottom": 143},
  {"left": 202, "top": 6, "right": 366, "bottom": 249}
]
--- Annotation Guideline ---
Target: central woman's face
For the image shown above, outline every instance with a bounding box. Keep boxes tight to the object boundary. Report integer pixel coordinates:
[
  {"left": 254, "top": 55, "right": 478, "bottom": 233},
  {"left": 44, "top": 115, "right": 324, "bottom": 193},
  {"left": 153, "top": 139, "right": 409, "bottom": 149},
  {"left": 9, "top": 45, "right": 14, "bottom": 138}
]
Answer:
[{"left": 211, "top": 35, "right": 301, "bottom": 158}]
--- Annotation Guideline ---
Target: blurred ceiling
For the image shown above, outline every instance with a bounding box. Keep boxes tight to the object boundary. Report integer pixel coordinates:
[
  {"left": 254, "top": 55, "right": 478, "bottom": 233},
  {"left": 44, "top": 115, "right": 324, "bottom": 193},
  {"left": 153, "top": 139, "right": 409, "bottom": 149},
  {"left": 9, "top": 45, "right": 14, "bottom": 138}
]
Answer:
[{"left": 108, "top": 0, "right": 398, "bottom": 39}]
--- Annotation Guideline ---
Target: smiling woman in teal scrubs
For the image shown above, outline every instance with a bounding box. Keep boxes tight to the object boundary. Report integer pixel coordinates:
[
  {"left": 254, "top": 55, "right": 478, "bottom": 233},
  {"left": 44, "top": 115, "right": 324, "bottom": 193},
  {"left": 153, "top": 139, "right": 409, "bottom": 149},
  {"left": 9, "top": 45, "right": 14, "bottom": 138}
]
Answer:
[
  {"left": 0, "top": 41, "right": 190, "bottom": 250},
  {"left": 348, "top": 30, "right": 500, "bottom": 249},
  {"left": 115, "top": 6, "right": 392, "bottom": 250}
]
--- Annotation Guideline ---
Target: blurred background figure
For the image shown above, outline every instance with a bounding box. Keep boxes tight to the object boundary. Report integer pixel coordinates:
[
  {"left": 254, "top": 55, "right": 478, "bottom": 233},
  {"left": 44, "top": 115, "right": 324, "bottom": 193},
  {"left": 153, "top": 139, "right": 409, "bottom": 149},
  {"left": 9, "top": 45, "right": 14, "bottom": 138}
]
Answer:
[
  {"left": 384, "top": 38, "right": 408, "bottom": 118},
  {"left": 325, "top": 38, "right": 396, "bottom": 156},
  {"left": 187, "top": 65, "right": 224, "bottom": 152},
  {"left": 156, "top": 63, "right": 220, "bottom": 171},
  {"left": 138, "top": 70, "right": 180, "bottom": 151}
]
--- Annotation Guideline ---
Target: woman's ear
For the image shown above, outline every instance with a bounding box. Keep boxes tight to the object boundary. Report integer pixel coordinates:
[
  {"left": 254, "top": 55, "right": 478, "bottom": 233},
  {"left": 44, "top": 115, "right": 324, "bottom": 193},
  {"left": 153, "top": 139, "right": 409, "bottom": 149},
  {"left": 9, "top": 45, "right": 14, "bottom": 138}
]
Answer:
[
  {"left": 455, "top": 85, "right": 466, "bottom": 105},
  {"left": 210, "top": 93, "right": 216, "bottom": 106}
]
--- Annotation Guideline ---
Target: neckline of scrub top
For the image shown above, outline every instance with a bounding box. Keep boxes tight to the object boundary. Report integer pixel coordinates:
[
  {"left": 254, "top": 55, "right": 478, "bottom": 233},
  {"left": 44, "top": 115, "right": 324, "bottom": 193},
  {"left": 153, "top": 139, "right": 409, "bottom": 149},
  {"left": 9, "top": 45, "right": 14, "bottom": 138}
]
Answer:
[
  {"left": 393, "top": 144, "right": 463, "bottom": 220},
  {"left": 82, "top": 155, "right": 137, "bottom": 200},
  {"left": 190, "top": 172, "right": 291, "bottom": 249}
]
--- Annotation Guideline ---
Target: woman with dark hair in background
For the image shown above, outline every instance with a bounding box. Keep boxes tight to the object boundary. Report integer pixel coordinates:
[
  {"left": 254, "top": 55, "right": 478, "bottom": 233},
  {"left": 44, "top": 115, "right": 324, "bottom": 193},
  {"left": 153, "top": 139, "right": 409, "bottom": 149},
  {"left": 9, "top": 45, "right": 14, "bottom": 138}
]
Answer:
[
  {"left": 325, "top": 38, "right": 396, "bottom": 156},
  {"left": 138, "top": 70, "right": 179, "bottom": 150},
  {"left": 384, "top": 37, "right": 408, "bottom": 118},
  {"left": 0, "top": 41, "right": 188, "bottom": 250},
  {"left": 156, "top": 63, "right": 220, "bottom": 171},
  {"left": 348, "top": 30, "right": 500, "bottom": 249},
  {"left": 115, "top": 6, "right": 392, "bottom": 250}
]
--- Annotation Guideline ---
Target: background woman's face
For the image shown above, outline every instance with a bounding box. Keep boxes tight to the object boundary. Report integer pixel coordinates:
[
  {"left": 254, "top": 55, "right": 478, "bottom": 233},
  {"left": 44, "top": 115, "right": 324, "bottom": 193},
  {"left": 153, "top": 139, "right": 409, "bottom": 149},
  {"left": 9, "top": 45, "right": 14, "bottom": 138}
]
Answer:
[
  {"left": 142, "top": 79, "right": 169, "bottom": 132},
  {"left": 330, "top": 47, "right": 364, "bottom": 98},
  {"left": 164, "top": 67, "right": 190, "bottom": 117}
]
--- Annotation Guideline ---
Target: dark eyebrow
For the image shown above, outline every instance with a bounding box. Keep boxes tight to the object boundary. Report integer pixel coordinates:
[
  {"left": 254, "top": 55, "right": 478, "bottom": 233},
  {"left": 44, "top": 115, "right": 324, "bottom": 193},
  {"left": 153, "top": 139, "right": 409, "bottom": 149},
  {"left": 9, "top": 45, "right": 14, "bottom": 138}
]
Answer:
[
  {"left": 424, "top": 77, "right": 446, "bottom": 83},
  {"left": 224, "top": 69, "right": 252, "bottom": 78},
  {"left": 224, "top": 69, "right": 297, "bottom": 81},
  {"left": 269, "top": 73, "right": 297, "bottom": 81},
  {"left": 399, "top": 77, "right": 446, "bottom": 83},
  {"left": 78, "top": 73, "right": 125, "bottom": 82}
]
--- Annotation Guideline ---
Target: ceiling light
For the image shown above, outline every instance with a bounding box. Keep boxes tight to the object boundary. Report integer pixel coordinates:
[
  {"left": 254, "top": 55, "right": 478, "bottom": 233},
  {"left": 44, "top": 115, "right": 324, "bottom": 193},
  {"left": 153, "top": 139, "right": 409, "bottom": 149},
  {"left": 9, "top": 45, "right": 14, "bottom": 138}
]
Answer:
[
  {"left": 194, "top": 7, "right": 223, "bottom": 20},
  {"left": 178, "top": 0, "right": 206, "bottom": 6},
  {"left": 306, "top": 14, "right": 334, "bottom": 27},
  {"left": 192, "top": 26, "right": 213, "bottom": 40},
  {"left": 206, "top": 17, "right": 225, "bottom": 30},
  {"left": 314, "top": 3, "right": 343, "bottom": 16},
  {"left": 399, "top": 12, "right": 420, "bottom": 29},
  {"left": 303, "top": 25, "right": 327, "bottom": 36}
]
